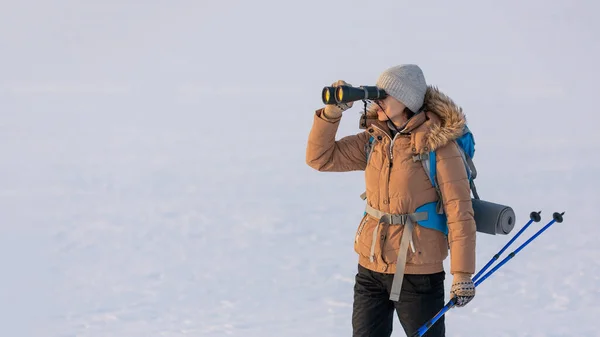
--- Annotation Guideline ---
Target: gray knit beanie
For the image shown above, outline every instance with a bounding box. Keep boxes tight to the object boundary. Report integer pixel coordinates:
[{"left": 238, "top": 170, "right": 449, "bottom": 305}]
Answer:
[{"left": 376, "top": 64, "right": 427, "bottom": 113}]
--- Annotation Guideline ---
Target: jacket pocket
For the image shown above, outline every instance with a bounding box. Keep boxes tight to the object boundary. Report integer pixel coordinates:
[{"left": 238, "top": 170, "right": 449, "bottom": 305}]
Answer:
[
  {"left": 408, "top": 225, "right": 448, "bottom": 265},
  {"left": 355, "top": 215, "right": 369, "bottom": 244},
  {"left": 354, "top": 215, "right": 377, "bottom": 259}
]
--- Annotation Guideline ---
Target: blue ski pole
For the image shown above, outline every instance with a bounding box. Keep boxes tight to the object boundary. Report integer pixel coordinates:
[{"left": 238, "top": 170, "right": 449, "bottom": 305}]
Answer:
[
  {"left": 412, "top": 211, "right": 564, "bottom": 337},
  {"left": 411, "top": 212, "right": 540, "bottom": 337},
  {"left": 472, "top": 211, "right": 541, "bottom": 283},
  {"left": 474, "top": 211, "right": 564, "bottom": 287},
  {"left": 411, "top": 298, "right": 457, "bottom": 337}
]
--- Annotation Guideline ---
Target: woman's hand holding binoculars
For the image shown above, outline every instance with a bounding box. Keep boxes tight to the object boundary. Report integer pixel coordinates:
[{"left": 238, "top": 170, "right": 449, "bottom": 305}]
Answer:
[{"left": 323, "top": 80, "right": 354, "bottom": 119}]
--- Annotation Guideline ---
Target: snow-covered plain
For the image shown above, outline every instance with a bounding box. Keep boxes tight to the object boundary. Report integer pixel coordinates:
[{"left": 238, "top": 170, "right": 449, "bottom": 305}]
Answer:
[{"left": 1, "top": 1, "right": 599, "bottom": 336}]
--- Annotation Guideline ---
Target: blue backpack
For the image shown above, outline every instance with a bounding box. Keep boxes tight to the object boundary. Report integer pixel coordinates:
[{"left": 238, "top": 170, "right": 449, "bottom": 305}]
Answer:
[
  {"left": 365, "top": 126, "right": 479, "bottom": 235},
  {"left": 418, "top": 125, "right": 479, "bottom": 200}
]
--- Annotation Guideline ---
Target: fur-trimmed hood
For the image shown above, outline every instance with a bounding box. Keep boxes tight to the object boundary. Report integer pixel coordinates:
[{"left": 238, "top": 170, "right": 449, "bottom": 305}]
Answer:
[
  {"left": 421, "top": 86, "right": 467, "bottom": 152},
  {"left": 361, "top": 85, "right": 467, "bottom": 153}
]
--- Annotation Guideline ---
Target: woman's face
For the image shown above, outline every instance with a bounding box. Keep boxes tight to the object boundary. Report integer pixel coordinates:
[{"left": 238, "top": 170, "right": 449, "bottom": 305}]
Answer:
[{"left": 374, "top": 95, "right": 406, "bottom": 122}]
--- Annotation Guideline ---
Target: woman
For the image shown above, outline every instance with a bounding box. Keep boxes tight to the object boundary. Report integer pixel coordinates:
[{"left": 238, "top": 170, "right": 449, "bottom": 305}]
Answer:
[{"left": 306, "top": 64, "right": 477, "bottom": 337}]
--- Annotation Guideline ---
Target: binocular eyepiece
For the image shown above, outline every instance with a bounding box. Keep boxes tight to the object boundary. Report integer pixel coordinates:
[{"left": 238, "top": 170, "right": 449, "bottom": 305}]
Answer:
[{"left": 322, "top": 85, "right": 387, "bottom": 105}]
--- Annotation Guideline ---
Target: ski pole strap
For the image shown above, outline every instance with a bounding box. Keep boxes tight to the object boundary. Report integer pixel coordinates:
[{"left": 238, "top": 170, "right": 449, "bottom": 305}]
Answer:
[{"left": 363, "top": 204, "right": 428, "bottom": 302}]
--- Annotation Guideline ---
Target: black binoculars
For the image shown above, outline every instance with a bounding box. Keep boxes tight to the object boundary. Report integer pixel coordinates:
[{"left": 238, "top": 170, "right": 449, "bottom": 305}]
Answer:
[{"left": 322, "top": 85, "right": 387, "bottom": 105}]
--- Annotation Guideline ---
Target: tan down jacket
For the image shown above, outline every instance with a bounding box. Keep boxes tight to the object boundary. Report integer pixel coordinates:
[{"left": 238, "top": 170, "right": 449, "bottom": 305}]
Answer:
[{"left": 306, "top": 86, "right": 476, "bottom": 276}]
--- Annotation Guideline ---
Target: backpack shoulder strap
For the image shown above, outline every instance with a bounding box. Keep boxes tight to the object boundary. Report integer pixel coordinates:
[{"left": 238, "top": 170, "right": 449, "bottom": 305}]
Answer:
[
  {"left": 365, "top": 135, "right": 375, "bottom": 161},
  {"left": 418, "top": 151, "right": 445, "bottom": 214},
  {"left": 454, "top": 139, "right": 481, "bottom": 200}
]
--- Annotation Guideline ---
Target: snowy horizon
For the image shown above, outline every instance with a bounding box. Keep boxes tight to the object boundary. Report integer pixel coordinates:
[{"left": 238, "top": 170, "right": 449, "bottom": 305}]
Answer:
[{"left": 1, "top": 1, "right": 599, "bottom": 336}]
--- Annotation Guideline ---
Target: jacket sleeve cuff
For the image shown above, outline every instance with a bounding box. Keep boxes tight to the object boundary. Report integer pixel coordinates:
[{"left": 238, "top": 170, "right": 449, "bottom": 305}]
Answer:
[{"left": 316, "top": 108, "right": 342, "bottom": 123}]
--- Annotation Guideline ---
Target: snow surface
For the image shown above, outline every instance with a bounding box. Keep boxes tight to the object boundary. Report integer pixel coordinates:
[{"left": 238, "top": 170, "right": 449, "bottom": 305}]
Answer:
[{"left": 1, "top": 1, "right": 599, "bottom": 336}]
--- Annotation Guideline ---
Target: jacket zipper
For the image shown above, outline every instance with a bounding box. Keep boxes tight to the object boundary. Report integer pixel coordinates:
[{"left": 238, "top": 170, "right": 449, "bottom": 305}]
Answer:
[
  {"left": 387, "top": 133, "right": 399, "bottom": 208},
  {"left": 389, "top": 133, "right": 399, "bottom": 160}
]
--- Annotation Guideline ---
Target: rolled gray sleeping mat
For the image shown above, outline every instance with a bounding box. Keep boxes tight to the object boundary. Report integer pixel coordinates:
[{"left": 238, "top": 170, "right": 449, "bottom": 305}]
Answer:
[{"left": 472, "top": 199, "right": 515, "bottom": 235}]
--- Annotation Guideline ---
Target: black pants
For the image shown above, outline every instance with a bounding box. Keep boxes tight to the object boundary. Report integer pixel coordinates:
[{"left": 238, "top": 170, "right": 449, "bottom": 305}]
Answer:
[{"left": 352, "top": 264, "right": 446, "bottom": 337}]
